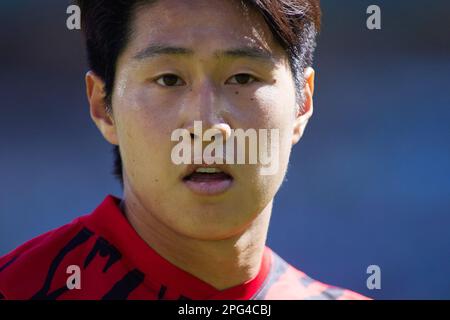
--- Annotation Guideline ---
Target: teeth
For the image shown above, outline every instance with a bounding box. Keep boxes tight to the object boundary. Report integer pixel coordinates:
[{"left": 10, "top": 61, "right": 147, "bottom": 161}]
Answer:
[{"left": 195, "top": 167, "right": 222, "bottom": 174}]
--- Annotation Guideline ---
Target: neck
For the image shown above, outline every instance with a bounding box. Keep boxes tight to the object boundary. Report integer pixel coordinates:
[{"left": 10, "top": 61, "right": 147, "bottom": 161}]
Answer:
[{"left": 120, "top": 192, "right": 273, "bottom": 291}]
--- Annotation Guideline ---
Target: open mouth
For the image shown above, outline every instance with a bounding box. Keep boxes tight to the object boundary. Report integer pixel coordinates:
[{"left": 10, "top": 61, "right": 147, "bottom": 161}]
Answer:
[{"left": 182, "top": 166, "right": 234, "bottom": 195}]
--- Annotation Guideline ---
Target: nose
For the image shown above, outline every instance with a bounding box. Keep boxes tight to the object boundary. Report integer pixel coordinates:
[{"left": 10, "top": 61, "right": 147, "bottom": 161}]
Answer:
[
  {"left": 185, "top": 121, "right": 232, "bottom": 145},
  {"left": 181, "top": 79, "right": 232, "bottom": 142},
  {"left": 206, "top": 122, "right": 232, "bottom": 141}
]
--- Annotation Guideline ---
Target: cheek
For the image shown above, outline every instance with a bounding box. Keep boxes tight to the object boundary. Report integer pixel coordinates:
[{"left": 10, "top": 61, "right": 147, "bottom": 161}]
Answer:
[
  {"left": 115, "top": 83, "right": 175, "bottom": 140},
  {"left": 253, "top": 86, "right": 296, "bottom": 172},
  {"left": 251, "top": 85, "right": 296, "bottom": 138},
  {"left": 113, "top": 87, "right": 176, "bottom": 180}
]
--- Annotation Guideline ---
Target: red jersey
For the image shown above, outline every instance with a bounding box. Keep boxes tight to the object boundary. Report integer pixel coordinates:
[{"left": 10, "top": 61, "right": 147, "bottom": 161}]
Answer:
[{"left": 0, "top": 195, "right": 369, "bottom": 300}]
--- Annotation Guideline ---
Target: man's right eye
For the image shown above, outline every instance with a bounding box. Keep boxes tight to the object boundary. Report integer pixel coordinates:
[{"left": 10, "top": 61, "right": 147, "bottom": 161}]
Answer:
[{"left": 155, "top": 74, "right": 185, "bottom": 87}]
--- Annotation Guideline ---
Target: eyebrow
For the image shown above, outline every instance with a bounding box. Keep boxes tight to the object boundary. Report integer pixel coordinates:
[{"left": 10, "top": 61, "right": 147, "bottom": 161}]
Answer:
[
  {"left": 133, "top": 44, "right": 276, "bottom": 64},
  {"left": 133, "top": 45, "right": 194, "bottom": 60}
]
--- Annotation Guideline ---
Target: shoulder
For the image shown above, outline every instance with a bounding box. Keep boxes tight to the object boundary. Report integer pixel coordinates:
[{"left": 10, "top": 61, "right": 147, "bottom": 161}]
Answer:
[
  {"left": 0, "top": 217, "right": 93, "bottom": 299},
  {"left": 255, "top": 249, "right": 371, "bottom": 300}
]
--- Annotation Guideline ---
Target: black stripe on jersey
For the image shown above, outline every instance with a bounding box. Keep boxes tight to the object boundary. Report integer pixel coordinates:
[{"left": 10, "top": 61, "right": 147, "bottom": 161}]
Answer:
[
  {"left": 102, "top": 269, "right": 145, "bottom": 300},
  {"left": 157, "top": 285, "right": 167, "bottom": 300},
  {"left": 0, "top": 255, "right": 19, "bottom": 273},
  {"left": 31, "top": 227, "right": 94, "bottom": 300},
  {"left": 299, "top": 274, "right": 315, "bottom": 287},
  {"left": 304, "top": 287, "right": 345, "bottom": 300},
  {"left": 320, "top": 287, "right": 345, "bottom": 300},
  {"left": 84, "top": 236, "right": 122, "bottom": 273}
]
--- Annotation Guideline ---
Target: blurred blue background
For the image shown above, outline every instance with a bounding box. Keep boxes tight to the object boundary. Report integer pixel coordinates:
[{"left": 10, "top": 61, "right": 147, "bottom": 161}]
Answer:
[{"left": 0, "top": 0, "right": 449, "bottom": 299}]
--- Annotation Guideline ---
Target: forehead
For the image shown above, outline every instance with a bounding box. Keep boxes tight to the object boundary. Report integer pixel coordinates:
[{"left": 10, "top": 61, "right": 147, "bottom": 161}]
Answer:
[{"left": 126, "top": 0, "right": 283, "bottom": 58}]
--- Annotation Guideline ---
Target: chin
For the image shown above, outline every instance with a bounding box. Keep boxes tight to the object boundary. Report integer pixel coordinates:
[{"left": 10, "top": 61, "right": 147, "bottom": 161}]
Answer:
[{"left": 173, "top": 204, "right": 261, "bottom": 240}]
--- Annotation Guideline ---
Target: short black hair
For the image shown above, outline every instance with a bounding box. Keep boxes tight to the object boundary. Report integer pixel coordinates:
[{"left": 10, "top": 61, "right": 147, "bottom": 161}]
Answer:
[{"left": 76, "top": 0, "right": 322, "bottom": 187}]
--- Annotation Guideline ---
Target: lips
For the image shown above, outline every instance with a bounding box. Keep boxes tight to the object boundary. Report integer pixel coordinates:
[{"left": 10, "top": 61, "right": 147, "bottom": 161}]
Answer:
[{"left": 182, "top": 165, "right": 234, "bottom": 195}]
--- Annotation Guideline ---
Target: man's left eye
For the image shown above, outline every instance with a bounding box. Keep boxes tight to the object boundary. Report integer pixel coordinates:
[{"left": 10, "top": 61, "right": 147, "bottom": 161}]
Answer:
[{"left": 226, "top": 73, "right": 257, "bottom": 85}]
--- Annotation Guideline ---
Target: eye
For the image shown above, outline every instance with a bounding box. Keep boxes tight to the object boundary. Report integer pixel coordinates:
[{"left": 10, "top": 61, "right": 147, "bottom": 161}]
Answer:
[
  {"left": 226, "top": 73, "right": 257, "bottom": 85},
  {"left": 155, "top": 74, "right": 185, "bottom": 87}
]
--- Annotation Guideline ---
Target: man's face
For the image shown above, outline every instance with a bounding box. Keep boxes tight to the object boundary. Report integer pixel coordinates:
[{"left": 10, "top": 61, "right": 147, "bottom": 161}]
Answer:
[{"left": 95, "top": 0, "right": 312, "bottom": 240}]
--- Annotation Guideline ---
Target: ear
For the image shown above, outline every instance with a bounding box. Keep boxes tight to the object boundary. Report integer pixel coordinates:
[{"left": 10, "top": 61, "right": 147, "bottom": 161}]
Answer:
[
  {"left": 85, "top": 71, "right": 119, "bottom": 145},
  {"left": 292, "top": 67, "right": 315, "bottom": 145}
]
